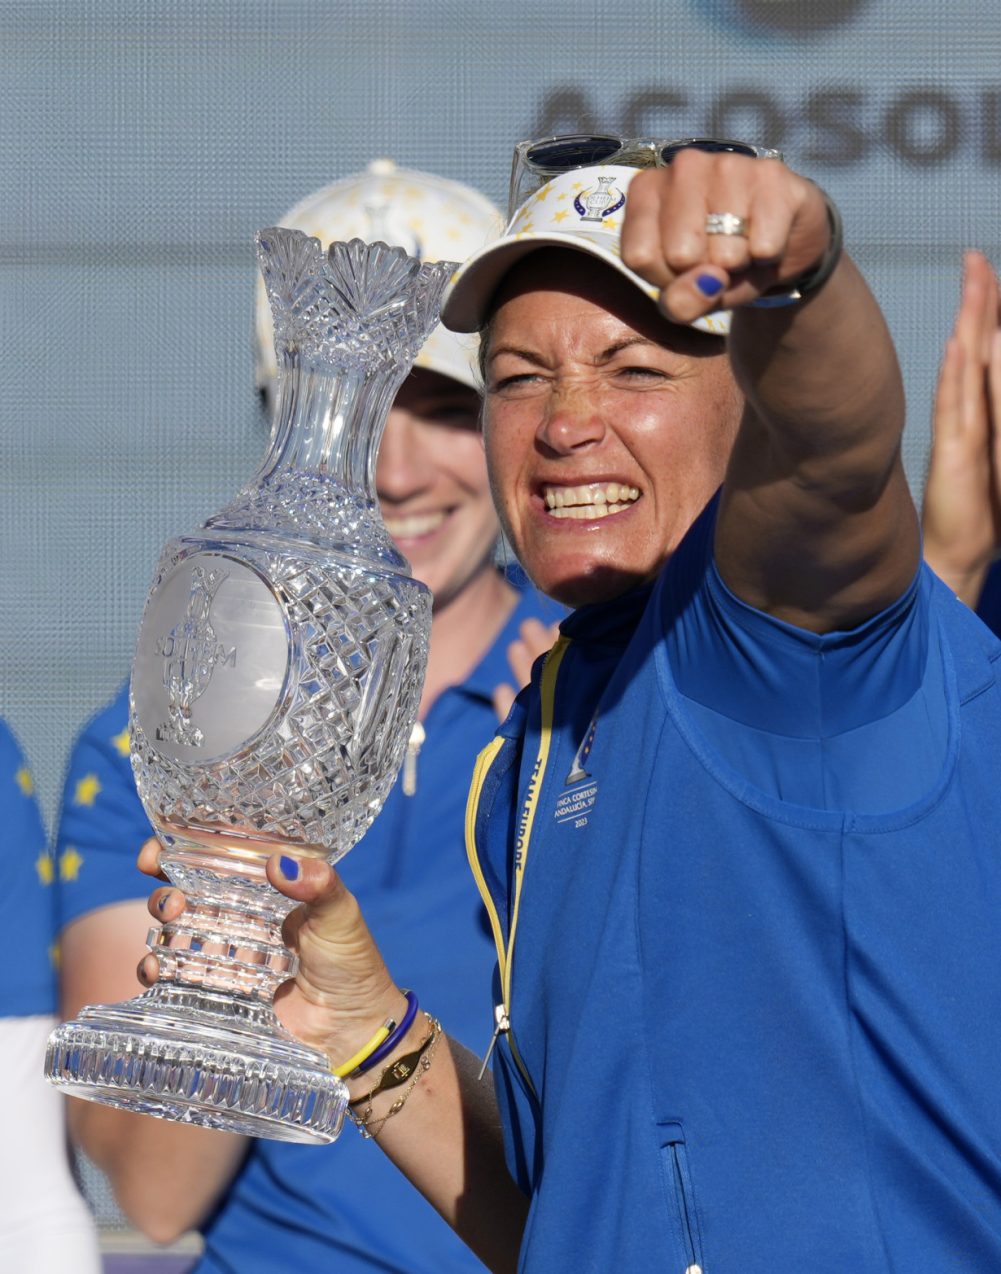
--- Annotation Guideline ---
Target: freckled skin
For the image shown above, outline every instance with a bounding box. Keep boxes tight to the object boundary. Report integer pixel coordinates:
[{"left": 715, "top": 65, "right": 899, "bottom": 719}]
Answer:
[{"left": 482, "top": 251, "right": 744, "bottom": 607}]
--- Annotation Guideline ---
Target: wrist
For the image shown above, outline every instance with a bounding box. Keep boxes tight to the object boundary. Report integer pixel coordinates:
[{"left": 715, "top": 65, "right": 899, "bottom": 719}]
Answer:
[
  {"left": 341, "top": 1007, "right": 430, "bottom": 1103},
  {"left": 345, "top": 1012, "right": 444, "bottom": 1137},
  {"left": 749, "top": 186, "right": 844, "bottom": 309},
  {"left": 278, "top": 974, "right": 402, "bottom": 1067}
]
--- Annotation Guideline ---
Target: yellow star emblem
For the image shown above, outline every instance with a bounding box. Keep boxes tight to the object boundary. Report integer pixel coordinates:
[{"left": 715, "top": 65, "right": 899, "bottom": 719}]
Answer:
[
  {"left": 111, "top": 726, "right": 130, "bottom": 757},
  {"left": 535, "top": 186, "right": 550, "bottom": 203},
  {"left": 59, "top": 846, "right": 85, "bottom": 882},
  {"left": 553, "top": 210, "right": 569, "bottom": 224},
  {"left": 557, "top": 192, "right": 570, "bottom": 202},
  {"left": 15, "top": 767, "right": 33, "bottom": 797},
  {"left": 74, "top": 773, "right": 102, "bottom": 807},
  {"left": 572, "top": 182, "right": 584, "bottom": 192},
  {"left": 35, "top": 852, "right": 54, "bottom": 886}
]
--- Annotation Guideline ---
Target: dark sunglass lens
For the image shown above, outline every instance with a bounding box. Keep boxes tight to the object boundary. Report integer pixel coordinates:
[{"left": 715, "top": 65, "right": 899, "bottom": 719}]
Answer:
[
  {"left": 527, "top": 135, "right": 622, "bottom": 169},
  {"left": 660, "top": 139, "right": 757, "bottom": 163}
]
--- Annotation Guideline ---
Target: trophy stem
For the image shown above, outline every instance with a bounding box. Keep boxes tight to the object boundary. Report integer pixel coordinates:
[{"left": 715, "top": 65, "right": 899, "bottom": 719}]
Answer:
[{"left": 45, "top": 840, "right": 348, "bottom": 1143}]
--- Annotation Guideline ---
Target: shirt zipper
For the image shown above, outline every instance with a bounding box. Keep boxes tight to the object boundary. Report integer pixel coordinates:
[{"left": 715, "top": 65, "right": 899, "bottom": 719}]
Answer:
[{"left": 477, "top": 1004, "right": 511, "bottom": 1080}]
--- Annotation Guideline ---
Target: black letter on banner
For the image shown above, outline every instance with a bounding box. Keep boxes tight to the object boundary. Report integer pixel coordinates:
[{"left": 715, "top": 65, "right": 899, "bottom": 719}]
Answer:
[
  {"left": 885, "top": 89, "right": 960, "bottom": 166},
  {"left": 983, "top": 90, "right": 1001, "bottom": 165},
  {"left": 802, "top": 88, "right": 867, "bottom": 167},
  {"left": 622, "top": 89, "right": 688, "bottom": 138},
  {"left": 532, "top": 88, "right": 599, "bottom": 139},
  {"left": 708, "top": 89, "right": 785, "bottom": 151}
]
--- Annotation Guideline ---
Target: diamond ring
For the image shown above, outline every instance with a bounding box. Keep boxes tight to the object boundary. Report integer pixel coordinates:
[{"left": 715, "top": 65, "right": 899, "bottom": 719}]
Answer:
[{"left": 705, "top": 212, "right": 749, "bottom": 237}]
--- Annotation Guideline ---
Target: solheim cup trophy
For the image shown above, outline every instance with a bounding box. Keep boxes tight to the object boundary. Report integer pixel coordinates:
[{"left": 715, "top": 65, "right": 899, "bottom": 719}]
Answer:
[{"left": 45, "top": 230, "right": 454, "bottom": 1143}]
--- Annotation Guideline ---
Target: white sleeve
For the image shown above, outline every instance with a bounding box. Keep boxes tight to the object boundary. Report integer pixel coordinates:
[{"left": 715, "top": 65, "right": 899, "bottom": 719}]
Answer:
[{"left": 0, "top": 1015, "right": 102, "bottom": 1273}]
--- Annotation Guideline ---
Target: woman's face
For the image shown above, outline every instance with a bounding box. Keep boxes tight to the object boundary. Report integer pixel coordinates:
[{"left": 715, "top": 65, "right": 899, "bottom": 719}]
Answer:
[
  {"left": 480, "top": 252, "right": 743, "bottom": 608},
  {"left": 377, "top": 368, "right": 499, "bottom": 609}
]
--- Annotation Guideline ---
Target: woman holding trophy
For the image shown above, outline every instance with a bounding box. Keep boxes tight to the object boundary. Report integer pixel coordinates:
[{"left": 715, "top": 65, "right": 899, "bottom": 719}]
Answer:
[{"left": 143, "top": 135, "right": 1001, "bottom": 1272}]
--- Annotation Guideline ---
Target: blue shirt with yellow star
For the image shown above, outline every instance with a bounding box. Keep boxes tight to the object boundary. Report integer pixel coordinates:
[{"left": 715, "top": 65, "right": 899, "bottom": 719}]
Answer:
[
  {"left": 0, "top": 718, "right": 57, "bottom": 1015},
  {"left": 54, "top": 685, "right": 153, "bottom": 933}
]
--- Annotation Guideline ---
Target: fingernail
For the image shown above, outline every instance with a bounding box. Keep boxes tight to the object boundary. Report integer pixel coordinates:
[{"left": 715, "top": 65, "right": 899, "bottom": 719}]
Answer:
[
  {"left": 279, "top": 855, "right": 300, "bottom": 881},
  {"left": 696, "top": 273, "right": 724, "bottom": 297}
]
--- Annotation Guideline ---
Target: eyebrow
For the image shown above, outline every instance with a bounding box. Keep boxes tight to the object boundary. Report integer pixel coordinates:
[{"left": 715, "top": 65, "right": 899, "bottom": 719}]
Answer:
[{"left": 487, "top": 335, "right": 660, "bottom": 367}]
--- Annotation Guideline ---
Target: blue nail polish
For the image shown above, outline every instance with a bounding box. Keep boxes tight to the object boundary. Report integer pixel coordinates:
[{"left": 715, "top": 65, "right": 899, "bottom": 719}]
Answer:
[
  {"left": 157, "top": 893, "right": 169, "bottom": 913},
  {"left": 696, "top": 273, "right": 724, "bottom": 297},
  {"left": 279, "top": 855, "right": 300, "bottom": 881}
]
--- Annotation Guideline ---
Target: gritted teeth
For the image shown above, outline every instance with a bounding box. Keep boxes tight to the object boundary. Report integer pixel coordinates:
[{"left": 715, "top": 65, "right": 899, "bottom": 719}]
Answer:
[
  {"left": 384, "top": 510, "right": 448, "bottom": 538},
  {"left": 543, "top": 482, "right": 641, "bottom": 519}
]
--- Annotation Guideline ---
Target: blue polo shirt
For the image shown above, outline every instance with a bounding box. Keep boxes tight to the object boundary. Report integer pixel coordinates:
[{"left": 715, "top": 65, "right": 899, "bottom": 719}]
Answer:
[
  {"left": 468, "top": 500, "right": 1001, "bottom": 1272},
  {"left": 56, "top": 583, "right": 562, "bottom": 1273},
  {"left": 0, "top": 719, "right": 56, "bottom": 1016}
]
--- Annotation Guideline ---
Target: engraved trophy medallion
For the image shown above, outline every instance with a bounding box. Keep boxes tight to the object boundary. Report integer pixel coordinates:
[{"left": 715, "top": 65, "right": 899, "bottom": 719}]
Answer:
[{"left": 45, "top": 231, "right": 452, "bottom": 1143}]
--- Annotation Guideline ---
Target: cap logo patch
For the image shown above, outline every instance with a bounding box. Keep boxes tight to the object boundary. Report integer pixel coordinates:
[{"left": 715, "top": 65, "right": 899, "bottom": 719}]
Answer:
[{"left": 574, "top": 176, "right": 626, "bottom": 223}]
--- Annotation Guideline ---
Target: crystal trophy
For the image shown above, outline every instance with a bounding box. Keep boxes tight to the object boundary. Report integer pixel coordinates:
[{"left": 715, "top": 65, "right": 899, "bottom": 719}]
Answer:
[{"left": 45, "top": 230, "right": 452, "bottom": 1143}]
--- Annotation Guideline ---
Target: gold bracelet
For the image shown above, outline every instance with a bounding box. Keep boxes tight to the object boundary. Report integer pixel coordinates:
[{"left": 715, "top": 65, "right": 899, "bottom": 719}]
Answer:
[
  {"left": 346, "top": 1014, "right": 442, "bottom": 1140},
  {"left": 348, "top": 1024, "right": 437, "bottom": 1107}
]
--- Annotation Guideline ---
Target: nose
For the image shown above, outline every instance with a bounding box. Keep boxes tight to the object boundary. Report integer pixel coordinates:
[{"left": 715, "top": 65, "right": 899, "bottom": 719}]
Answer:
[
  {"left": 376, "top": 410, "right": 434, "bottom": 502},
  {"left": 536, "top": 382, "right": 608, "bottom": 455}
]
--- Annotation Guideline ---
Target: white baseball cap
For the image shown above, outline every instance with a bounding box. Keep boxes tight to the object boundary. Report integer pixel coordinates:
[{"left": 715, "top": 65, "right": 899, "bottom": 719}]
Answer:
[
  {"left": 255, "top": 160, "right": 504, "bottom": 392},
  {"left": 441, "top": 164, "right": 730, "bottom": 337}
]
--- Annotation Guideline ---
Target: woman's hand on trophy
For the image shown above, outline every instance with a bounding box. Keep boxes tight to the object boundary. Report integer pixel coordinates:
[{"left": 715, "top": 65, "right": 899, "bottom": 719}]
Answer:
[
  {"left": 267, "top": 853, "right": 412, "bottom": 1073},
  {"left": 137, "top": 839, "right": 415, "bottom": 1086}
]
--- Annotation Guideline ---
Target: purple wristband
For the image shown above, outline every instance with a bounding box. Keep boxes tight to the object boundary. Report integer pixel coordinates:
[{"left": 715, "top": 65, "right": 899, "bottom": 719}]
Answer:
[{"left": 354, "top": 989, "right": 419, "bottom": 1076}]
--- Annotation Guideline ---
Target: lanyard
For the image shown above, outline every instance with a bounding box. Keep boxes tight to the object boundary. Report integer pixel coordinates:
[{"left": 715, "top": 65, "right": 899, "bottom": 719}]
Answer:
[{"left": 465, "top": 636, "right": 571, "bottom": 1090}]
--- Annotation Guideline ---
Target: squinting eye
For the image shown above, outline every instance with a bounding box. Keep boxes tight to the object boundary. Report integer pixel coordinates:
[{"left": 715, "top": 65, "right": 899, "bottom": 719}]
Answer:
[{"left": 491, "top": 373, "right": 543, "bottom": 392}]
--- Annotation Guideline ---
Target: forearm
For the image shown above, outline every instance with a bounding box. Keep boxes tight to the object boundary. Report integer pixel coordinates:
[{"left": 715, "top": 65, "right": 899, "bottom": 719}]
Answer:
[
  {"left": 61, "top": 903, "right": 248, "bottom": 1242},
  {"left": 144, "top": 852, "right": 529, "bottom": 1268},
  {"left": 729, "top": 255, "right": 906, "bottom": 497},
  {"left": 67, "top": 1098, "right": 247, "bottom": 1243},
  {"left": 354, "top": 1032, "right": 527, "bottom": 1274},
  {"left": 719, "top": 255, "right": 920, "bottom": 628}
]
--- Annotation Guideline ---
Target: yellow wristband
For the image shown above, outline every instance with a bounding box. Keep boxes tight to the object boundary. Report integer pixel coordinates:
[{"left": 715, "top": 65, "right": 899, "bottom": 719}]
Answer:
[{"left": 331, "top": 1016, "right": 395, "bottom": 1079}]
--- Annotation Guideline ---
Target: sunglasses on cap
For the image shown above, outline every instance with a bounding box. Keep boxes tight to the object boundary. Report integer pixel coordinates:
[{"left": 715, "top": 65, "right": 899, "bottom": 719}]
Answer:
[{"left": 508, "top": 134, "right": 782, "bottom": 218}]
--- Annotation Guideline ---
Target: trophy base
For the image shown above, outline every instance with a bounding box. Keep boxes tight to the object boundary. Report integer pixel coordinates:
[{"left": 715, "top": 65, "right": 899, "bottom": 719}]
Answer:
[{"left": 45, "top": 986, "right": 348, "bottom": 1144}]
